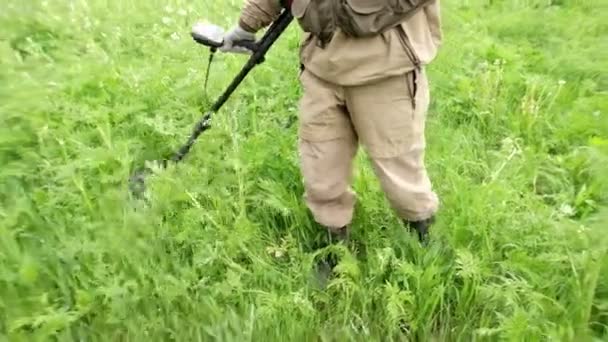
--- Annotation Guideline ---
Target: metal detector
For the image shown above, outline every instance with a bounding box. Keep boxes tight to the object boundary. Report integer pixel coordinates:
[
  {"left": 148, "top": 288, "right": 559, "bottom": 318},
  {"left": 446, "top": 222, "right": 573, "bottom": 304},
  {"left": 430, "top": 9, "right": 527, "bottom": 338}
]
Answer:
[{"left": 128, "top": 10, "right": 293, "bottom": 197}]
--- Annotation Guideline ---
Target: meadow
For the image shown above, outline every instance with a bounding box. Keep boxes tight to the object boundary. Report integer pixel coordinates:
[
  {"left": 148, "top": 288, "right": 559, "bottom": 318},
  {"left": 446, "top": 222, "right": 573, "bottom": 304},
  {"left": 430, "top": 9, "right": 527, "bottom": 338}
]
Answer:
[{"left": 1, "top": 0, "right": 607, "bottom": 340}]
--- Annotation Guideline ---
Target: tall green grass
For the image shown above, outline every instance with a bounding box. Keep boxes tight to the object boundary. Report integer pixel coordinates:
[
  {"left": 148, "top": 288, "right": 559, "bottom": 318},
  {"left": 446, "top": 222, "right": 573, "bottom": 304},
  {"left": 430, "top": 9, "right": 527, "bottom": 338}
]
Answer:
[{"left": 1, "top": 0, "right": 606, "bottom": 340}]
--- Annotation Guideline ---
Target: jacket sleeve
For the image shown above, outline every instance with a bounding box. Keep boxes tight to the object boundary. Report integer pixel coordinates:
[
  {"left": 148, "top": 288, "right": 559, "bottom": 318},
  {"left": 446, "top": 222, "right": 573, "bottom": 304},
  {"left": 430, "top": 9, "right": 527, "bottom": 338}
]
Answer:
[{"left": 238, "top": 0, "right": 284, "bottom": 33}]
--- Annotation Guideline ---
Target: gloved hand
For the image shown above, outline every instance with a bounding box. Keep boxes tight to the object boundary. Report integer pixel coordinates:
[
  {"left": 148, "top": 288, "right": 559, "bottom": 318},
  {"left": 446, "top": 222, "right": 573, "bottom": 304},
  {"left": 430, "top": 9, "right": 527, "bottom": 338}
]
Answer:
[{"left": 220, "top": 25, "right": 256, "bottom": 54}]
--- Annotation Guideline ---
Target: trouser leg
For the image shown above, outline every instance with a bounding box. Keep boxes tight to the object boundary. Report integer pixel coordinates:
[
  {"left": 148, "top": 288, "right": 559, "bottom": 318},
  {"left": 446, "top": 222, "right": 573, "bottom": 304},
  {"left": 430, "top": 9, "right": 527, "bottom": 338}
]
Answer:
[
  {"left": 345, "top": 68, "right": 439, "bottom": 230},
  {"left": 297, "top": 69, "right": 358, "bottom": 231}
]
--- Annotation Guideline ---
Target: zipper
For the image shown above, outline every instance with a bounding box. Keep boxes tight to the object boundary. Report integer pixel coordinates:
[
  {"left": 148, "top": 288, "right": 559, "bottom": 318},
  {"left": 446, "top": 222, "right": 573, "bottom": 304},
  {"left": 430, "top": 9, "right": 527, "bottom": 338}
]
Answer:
[
  {"left": 396, "top": 24, "right": 421, "bottom": 110},
  {"left": 397, "top": 24, "right": 421, "bottom": 69}
]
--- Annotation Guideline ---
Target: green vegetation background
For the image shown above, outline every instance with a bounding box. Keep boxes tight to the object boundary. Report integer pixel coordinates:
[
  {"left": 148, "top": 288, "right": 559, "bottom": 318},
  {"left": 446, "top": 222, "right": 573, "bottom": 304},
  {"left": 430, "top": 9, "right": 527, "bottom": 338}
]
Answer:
[{"left": 1, "top": 0, "right": 607, "bottom": 340}]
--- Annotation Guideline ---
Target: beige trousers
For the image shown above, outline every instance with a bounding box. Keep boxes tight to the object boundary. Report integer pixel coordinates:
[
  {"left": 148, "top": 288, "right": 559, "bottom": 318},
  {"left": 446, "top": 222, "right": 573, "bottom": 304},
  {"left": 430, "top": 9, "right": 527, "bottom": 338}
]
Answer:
[{"left": 297, "top": 67, "right": 439, "bottom": 228}]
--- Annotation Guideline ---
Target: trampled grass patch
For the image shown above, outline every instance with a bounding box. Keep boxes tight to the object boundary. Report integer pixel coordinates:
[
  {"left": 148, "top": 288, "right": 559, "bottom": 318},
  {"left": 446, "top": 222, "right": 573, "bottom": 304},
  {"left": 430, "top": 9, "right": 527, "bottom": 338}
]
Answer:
[{"left": 1, "top": 0, "right": 606, "bottom": 340}]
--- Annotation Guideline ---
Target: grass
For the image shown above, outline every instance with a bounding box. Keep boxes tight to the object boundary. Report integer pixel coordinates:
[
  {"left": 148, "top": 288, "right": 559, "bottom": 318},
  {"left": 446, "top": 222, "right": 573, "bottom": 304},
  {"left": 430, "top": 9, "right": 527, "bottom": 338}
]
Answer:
[{"left": 1, "top": 0, "right": 607, "bottom": 340}]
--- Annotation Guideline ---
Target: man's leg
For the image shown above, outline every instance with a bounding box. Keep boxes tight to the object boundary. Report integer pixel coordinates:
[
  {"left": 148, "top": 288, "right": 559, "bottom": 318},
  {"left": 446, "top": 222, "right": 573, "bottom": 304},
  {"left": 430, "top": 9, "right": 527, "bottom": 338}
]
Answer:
[
  {"left": 298, "top": 69, "right": 358, "bottom": 236},
  {"left": 345, "top": 69, "right": 438, "bottom": 241}
]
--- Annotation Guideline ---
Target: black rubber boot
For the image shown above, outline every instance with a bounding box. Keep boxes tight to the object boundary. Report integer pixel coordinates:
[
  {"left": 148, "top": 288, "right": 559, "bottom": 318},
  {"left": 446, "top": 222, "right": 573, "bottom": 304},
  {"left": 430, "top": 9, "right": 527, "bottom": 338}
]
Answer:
[
  {"left": 404, "top": 217, "right": 435, "bottom": 245},
  {"left": 314, "top": 226, "right": 349, "bottom": 286},
  {"left": 328, "top": 226, "right": 349, "bottom": 244}
]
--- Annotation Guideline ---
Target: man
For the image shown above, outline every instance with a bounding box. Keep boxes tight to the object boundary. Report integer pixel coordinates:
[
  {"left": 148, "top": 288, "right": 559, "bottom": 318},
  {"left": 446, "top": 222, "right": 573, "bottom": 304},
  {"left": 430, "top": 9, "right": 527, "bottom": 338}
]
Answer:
[{"left": 220, "top": 0, "right": 442, "bottom": 244}]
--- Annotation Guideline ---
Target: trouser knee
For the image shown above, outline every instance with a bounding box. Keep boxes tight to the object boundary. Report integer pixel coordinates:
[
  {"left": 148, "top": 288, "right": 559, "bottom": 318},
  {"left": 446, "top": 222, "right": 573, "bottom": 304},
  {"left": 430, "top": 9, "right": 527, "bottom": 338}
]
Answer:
[
  {"left": 299, "top": 138, "right": 357, "bottom": 228},
  {"left": 387, "top": 190, "right": 438, "bottom": 222},
  {"left": 371, "top": 156, "right": 439, "bottom": 221}
]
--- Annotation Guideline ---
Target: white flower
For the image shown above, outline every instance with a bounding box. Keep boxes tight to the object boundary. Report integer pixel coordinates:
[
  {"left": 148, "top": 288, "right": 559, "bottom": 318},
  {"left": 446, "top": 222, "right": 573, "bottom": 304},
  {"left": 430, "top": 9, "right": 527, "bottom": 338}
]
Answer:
[
  {"left": 559, "top": 203, "right": 575, "bottom": 217},
  {"left": 161, "top": 17, "right": 172, "bottom": 25},
  {"left": 171, "top": 32, "right": 180, "bottom": 41},
  {"left": 558, "top": 79, "right": 566, "bottom": 86}
]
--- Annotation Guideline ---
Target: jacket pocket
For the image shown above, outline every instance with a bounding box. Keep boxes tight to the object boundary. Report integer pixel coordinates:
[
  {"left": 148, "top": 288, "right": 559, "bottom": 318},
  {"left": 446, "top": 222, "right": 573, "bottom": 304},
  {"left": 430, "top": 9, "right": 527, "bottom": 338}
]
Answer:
[
  {"left": 293, "top": 0, "right": 338, "bottom": 46},
  {"left": 344, "top": 0, "right": 384, "bottom": 14}
]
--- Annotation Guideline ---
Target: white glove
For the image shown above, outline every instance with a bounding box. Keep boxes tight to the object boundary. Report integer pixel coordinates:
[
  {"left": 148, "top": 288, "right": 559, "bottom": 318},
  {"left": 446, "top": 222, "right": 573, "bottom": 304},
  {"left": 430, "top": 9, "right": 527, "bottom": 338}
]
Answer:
[{"left": 220, "top": 26, "right": 256, "bottom": 54}]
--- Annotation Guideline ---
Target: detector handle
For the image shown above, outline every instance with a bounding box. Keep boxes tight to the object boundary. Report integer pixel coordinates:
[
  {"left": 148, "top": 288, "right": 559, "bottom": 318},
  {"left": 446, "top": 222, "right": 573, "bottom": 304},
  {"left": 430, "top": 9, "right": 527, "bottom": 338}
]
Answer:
[{"left": 190, "top": 24, "right": 258, "bottom": 52}]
